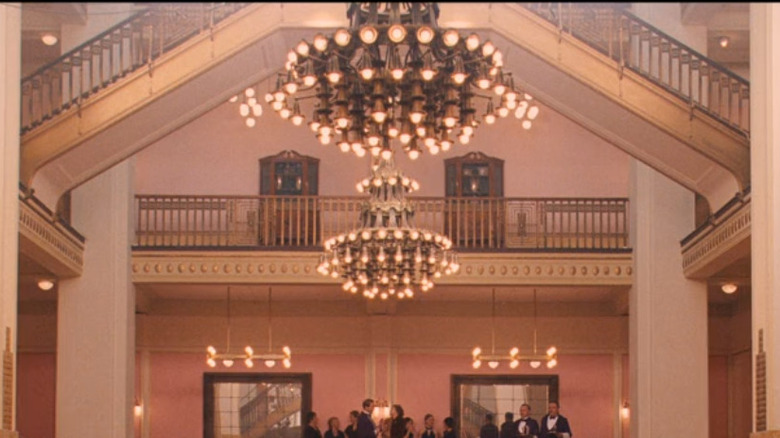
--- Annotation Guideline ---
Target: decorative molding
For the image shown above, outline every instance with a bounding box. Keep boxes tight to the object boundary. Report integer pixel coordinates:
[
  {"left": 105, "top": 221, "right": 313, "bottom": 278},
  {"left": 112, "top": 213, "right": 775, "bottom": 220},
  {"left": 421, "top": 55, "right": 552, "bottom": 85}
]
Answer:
[
  {"left": 18, "top": 198, "right": 84, "bottom": 277},
  {"left": 681, "top": 194, "right": 750, "bottom": 278},
  {"left": 132, "top": 250, "right": 632, "bottom": 286}
]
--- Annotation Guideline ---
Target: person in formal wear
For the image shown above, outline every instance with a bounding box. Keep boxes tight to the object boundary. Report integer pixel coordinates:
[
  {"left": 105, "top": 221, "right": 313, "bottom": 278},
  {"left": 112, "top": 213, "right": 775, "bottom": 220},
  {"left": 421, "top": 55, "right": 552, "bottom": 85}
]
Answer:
[
  {"left": 420, "top": 414, "right": 437, "bottom": 438},
  {"left": 499, "top": 412, "right": 516, "bottom": 438},
  {"left": 480, "top": 413, "right": 499, "bottom": 438},
  {"left": 305, "top": 412, "right": 323, "bottom": 438},
  {"left": 442, "top": 417, "right": 456, "bottom": 438},
  {"left": 390, "top": 404, "right": 407, "bottom": 438},
  {"left": 325, "top": 417, "right": 347, "bottom": 438},
  {"left": 515, "top": 404, "right": 540, "bottom": 438},
  {"left": 539, "top": 402, "right": 572, "bottom": 438},
  {"left": 358, "top": 399, "right": 377, "bottom": 438},
  {"left": 380, "top": 418, "right": 393, "bottom": 438},
  {"left": 404, "top": 417, "right": 416, "bottom": 438},
  {"left": 345, "top": 410, "right": 360, "bottom": 438}
]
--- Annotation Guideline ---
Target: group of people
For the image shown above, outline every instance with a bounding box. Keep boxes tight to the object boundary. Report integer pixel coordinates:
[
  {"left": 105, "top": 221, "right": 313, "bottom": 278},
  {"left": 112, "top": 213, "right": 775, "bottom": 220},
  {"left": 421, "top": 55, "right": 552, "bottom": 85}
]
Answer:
[
  {"left": 481, "top": 402, "right": 572, "bottom": 438},
  {"left": 302, "top": 400, "right": 572, "bottom": 438}
]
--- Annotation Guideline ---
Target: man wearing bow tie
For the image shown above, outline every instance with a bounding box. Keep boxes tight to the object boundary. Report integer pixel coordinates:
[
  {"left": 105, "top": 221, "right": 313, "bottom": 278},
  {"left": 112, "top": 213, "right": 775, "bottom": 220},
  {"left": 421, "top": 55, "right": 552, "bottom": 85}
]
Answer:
[
  {"left": 358, "top": 399, "right": 377, "bottom": 438},
  {"left": 515, "top": 404, "right": 539, "bottom": 438},
  {"left": 420, "top": 414, "right": 437, "bottom": 438},
  {"left": 539, "top": 402, "right": 572, "bottom": 438}
]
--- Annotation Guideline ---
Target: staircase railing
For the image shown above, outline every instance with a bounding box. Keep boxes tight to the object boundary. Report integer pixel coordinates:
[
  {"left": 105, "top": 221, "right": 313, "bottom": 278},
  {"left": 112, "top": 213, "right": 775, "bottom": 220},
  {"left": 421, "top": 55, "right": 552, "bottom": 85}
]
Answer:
[
  {"left": 521, "top": 3, "right": 750, "bottom": 137},
  {"left": 20, "top": 3, "right": 249, "bottom": 135}
]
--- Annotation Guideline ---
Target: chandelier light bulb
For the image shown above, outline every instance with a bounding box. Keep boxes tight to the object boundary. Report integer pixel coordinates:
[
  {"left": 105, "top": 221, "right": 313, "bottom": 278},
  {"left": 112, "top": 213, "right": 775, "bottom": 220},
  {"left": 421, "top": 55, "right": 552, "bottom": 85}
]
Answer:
[
  {"left": 313, "top": 34, "right": 328, "bottom": 52},
  {"left": 482, "top": 41, "right": 496, "bottom": 57},
  {"left": 509, "top": 347, "right": 519, "bottom": 356},
  {"left": 41, "top": 32, "right": 58, "bottom": 46},
  {"left": 497, "top": 106, "right": 510, "bottom": 118},
  {"left": 527, "top": 105, "right": 540, "bottom": 120},
  {"left": 252, "top": 104, "right": 263, "bottom": 117},
  {"left": 488, "top": 361, "right": 500, "bottom": 369},
  {"left": 37, "top": 278, "right": 55, "bottom": 291},
  {"left": 229, "top": 95, "right": 238, "bottom": 103},
  {"left": 547, "top": 346, "right": 558, "bottom": 356},
  {"left": 416, "top": 26, "right": 435, "bottom": 44},
  {"left": 721, "top": 283, "right": 738, "bottom": 294},
  {"left": 388, "top": 24, "right": 407, "bottom": 43},
  {"left": 207, "top": 345, "right": 217, "bottom": 355},
  {"left": 334, "top": 28, "right": 352, "bottom": 46},
  {"left": 510, "top": 360, "right": 520, "bottom": 369},
  {"left": 222, "top": 359, "right": 234, "bottom": 368},
  {"left": 291, "top": 114, "right": 304, "bottom": 126},
  {"left": 264, "top": 93, "right": 274, "bottom": 103},
  {"left": 265, "top": 359, "right": 276, "bottom": 368},
  {"left": 239, "top": 103, "right": 250, "bottom": 117},
  {"left": 245, "top": 87, "right": 256, "bottom": 98},
  {"left": 530, "top": 361, "right": 541, "bottom": 369},
  {"left": 207, "top": 358, "right": 217, "bottom": 368},
  {"left": 522, "top": 120, "right": 532, "bottom": 130},
  {"left": 287, "top": 50, "right": 298, "bottom": 65},
  {"left": 245, "top": 118, "right": 256, "bottom": 128},
  {"left": 466, "top": 33, "right": 480, "bottom": 51},
  {"left": 283, "top": 358, "right": 292, "bottom": 368},
  {"left": 296, "top": 40, "right": 310, "bottom": 56},
  {"left": 303, "top": 74, "right": 317, "bottom": 87},
  {"left": 279, "top": 107, "right": 292, "bottom": 119},
  {"left": 547, "top": 358, "right": 558, "bottom": 369},
  {"left": 245, "top": 358, "right": 254, "bottom": 368},
  {"left": 477, "top": 77, "right": 491, "bottom": 90},
  {"left": 360, "top": 25, "right": 379, "bottom": 44},
  {"left": 473, "top": 360, "right": 482, "bottom": 369},
  {"left": 442, "top": 29, "right": 460, "bottom": 47}
]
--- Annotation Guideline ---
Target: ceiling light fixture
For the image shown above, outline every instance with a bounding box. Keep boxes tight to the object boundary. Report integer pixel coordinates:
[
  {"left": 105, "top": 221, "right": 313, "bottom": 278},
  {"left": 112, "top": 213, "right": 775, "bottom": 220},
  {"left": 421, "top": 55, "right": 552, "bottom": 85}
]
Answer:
[
  {"left": 318, "top": 157, "right": 459, "bottom": 299},
  {"left": 718, "top": 36, "right": 730, "bottom": 48},
  {"left": 471, "top": 288, "right": 558, "bottom": 369},
  {"left": 37, "top": 278, "right": 55, "bottom": 291},
  {"left": 266, "top": 2, "right": 540, "bottom": 160},
  {"left": 721, "top": 282, "right": 738, "bottom": 294},
  {"left": 41, "top": 33, "right": 58, "bottom": 46},
  {"left": 206, "top": 287, "right": 292, "bottom": 369}
]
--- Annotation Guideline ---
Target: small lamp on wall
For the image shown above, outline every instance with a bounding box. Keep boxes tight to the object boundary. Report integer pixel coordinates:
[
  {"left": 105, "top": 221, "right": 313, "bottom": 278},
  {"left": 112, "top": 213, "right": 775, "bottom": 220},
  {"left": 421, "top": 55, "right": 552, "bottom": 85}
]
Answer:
[
  {"left": 620, "top": 401, "right": 630, "bottom": 420},
  {"left": 372, "top": 399, "right": 391, "bottom": 424},
  {"left": 134, "top": 399, "right": 143, "bottom": 417}
]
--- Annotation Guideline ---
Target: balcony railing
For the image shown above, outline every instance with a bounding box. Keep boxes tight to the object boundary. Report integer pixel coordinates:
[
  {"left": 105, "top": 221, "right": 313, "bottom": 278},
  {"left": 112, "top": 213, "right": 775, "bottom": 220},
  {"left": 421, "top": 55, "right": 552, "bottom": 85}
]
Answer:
[
  {"left": 134, "top": 195, "right": 629, "bottom": 252},
  {"left": 20, "top": 3, "right": 249, "bottom": 135},
  {"left": 521, "top": 3, "right": 750, "bottom": 136}
]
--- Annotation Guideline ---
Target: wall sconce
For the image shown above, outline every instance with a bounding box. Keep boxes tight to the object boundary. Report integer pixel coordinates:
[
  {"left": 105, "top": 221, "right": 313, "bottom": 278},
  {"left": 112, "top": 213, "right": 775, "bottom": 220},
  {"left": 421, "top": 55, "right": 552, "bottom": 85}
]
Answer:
[
  {"left": 718, "top": 36, "right": 730, "bottom": 48},
  {"left": 134, "top": 400, "right": 143, "bottom": 417},
  {"left": 620, "top": 401, "right": 630, "bottom": 419},
  {"left": 721, "top": 283, "right": 738, "bottom": 294},
  {"left": 371, "top": 399, "right": 391, "bottom": 424}
]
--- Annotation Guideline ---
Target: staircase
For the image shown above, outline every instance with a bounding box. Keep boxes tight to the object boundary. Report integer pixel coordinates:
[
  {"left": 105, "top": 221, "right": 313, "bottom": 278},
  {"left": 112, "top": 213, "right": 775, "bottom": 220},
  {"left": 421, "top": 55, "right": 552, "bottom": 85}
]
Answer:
[{"left": 19, "top": 3, "right": 750, "bottom": 211}]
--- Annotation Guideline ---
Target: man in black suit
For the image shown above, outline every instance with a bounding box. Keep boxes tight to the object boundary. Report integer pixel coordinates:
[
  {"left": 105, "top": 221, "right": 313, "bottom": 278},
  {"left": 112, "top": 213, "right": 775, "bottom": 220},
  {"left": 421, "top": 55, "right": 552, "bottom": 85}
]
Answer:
[
  {"left": 479, "top": 413, "right": 499, "bottom": 438},
  {"left": 499, "top": 412, "right": 516, "bottom": 438},
  {"left": 539, "top": 402, "right": 572, "bottom": 438},
  {"left": 305, "top": 412, "right": 323, "bottom": 438},
  {"left": 357, "top": 399, "right": 377, "bottom": 438},
  {"left": 515, "top": 404, "right": 540, "bottom": 438}
]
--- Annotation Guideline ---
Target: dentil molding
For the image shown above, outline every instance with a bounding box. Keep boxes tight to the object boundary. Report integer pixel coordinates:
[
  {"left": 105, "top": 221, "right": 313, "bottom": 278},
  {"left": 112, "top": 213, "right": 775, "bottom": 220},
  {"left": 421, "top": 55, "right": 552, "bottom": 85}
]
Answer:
[{"left": 132, "top": 250, "right": 632, "bottom": 286}]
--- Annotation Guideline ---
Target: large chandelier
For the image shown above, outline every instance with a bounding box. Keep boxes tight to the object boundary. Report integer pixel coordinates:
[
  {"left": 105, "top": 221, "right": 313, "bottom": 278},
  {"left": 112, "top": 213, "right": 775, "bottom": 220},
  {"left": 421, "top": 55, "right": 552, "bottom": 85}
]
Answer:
[
  {"left": 206, "top": 287, "right": 292, "bottom": 369},
  {"left": 317, "top": 158, "right": 459, "bottom": 299},
  {"left": 471, "top": 288, "right": 558, "bottom": 369},
  {"left": 266, "top": 2, "right": 540, "bottom": 160}
]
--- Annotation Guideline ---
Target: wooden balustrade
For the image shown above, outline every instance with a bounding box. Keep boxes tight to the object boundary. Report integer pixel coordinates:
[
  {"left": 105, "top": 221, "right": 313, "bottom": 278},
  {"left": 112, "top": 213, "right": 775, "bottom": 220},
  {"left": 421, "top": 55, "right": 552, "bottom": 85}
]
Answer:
[
  {"left": 522, "top": 3, "right": 750, "bottom": 136},
  {"left": 134, "top": 195, "right": 629, "bottom": 252},
  {"left": 20, "top": 3, "right": 248, "bottom": 134}
]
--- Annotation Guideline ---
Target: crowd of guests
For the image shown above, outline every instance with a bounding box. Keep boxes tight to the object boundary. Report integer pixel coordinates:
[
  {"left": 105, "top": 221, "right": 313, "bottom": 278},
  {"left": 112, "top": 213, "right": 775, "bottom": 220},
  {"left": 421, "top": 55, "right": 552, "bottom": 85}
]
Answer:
[{"left": 303, "top": 399, "right": 572, "bottom": 438}]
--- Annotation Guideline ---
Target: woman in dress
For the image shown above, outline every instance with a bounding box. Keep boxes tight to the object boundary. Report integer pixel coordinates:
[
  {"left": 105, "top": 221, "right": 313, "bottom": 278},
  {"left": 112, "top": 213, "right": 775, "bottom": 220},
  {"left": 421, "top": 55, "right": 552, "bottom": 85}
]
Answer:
[
  {"left": 390, "top": 405, "right": 407, "bottom": 438},
  {"left": 404, "top": 417, "right": 416, "bottom": 438}
]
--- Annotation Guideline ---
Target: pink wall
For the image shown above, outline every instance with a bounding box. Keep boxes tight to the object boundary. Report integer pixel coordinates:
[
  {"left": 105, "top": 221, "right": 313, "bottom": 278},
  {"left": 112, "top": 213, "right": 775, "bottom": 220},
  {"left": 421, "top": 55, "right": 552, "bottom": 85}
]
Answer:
[
  {"left": 134, "top": 99, "right": 630, "bottom": 198},
  {"left": 396, "top": 354, "right": 615, "bottom": 437},
  {"left": 17, "top": 353, "right": 56, "bottom": 438},
  {"left": 149, "top": 352, "right": 365, "bottom": 437}
]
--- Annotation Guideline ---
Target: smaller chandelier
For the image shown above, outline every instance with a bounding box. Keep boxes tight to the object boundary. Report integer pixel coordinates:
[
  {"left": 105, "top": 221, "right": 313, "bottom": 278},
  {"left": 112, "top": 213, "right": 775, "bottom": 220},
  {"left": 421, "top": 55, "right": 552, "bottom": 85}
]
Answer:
[
  {"left": 206, "top": 287, "right": 292, "bottom": 369},
  {"left": 318, "top": 157, "right": 459, "bottom": 299},
  {"left": 471, "top": 288, "right": 558, "bottom": 369}
]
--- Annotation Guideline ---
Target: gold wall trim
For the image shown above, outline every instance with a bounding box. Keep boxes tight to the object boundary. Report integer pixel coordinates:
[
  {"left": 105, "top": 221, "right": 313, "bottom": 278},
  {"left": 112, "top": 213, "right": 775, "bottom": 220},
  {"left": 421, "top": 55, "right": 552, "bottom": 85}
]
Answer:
[
  {"left": 18, "top": 199, "right": 83, "bottom": 277},
  {"left": 681, "top": 195, "right": 751, "bottom": 279},
  {"left": 132, "top": 250, "right": 633, "bottom": 286}
]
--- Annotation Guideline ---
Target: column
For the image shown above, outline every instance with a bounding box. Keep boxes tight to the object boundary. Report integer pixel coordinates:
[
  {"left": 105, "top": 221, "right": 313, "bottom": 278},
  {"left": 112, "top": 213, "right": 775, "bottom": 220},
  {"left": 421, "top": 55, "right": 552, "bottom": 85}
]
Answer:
[
  {"left": 0, "top": 4, "right": 20, "bottom": 437},
  {"left": 750, "top": 4, "right": 780, "bottom": 436},
  {"left": 56, "top": 159, "right": 135, "bottom": 438},
  {"left": 629, "top": 160, "right": 708, "bottom": 438}
]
